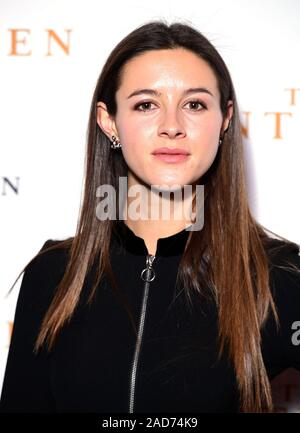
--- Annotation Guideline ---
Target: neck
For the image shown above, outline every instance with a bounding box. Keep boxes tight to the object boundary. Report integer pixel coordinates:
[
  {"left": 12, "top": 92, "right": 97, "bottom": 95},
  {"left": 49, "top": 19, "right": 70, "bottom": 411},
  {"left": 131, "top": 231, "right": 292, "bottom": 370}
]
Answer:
[{"left": 121, "top": 177, "right": 196, "bottom": 255}]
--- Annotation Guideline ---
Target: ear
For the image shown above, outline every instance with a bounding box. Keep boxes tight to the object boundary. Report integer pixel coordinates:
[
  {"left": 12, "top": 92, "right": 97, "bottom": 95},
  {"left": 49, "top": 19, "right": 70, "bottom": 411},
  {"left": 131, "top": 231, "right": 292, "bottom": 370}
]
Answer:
[
  {"left": 96, "top": 101, "right": 119, "bottom": 140},
  {"left": 221, "top": 100, "right": 234, "bottom": 134}
]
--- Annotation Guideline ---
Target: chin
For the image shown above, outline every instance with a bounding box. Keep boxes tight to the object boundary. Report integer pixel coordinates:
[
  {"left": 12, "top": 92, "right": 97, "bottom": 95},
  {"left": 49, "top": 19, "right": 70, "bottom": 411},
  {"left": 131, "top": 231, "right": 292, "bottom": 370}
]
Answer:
[
  {"left": 134, "top": 171, "right": 190, "bottom": 192},
  {"left": 149, "top": 181, "right": 187, "bottom": 193}
]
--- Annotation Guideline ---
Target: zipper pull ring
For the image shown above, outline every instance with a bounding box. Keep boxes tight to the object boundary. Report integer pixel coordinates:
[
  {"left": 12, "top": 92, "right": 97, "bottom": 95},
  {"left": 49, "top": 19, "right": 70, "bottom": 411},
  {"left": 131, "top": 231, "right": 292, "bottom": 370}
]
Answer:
[{"left": 140, "top": 255, "right": 156, "bottom": 282}]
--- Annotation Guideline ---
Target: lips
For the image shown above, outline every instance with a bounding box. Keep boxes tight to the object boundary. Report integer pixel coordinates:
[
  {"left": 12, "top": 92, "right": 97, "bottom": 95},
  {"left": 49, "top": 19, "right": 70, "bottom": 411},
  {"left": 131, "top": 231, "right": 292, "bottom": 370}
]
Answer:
[
  {"left": 151, "top": 148, "right": 190, "bottom": 164},
  {"left": 152, "top": 147, "right": 190, "bottom": 155}
]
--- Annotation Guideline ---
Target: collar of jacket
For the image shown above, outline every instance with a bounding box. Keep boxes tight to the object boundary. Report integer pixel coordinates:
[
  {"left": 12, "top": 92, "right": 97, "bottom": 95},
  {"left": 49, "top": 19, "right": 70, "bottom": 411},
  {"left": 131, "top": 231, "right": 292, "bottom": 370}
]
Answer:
[{"left": 112, "top": 220, "right": 192, "bottom": 257}]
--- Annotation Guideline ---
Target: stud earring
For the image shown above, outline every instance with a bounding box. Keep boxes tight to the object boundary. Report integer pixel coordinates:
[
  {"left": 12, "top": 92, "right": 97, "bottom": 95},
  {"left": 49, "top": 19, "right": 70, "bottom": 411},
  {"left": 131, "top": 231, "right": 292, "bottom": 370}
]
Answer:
[{"left": 110, "top": 135, "right": 122, "bottom": 149}]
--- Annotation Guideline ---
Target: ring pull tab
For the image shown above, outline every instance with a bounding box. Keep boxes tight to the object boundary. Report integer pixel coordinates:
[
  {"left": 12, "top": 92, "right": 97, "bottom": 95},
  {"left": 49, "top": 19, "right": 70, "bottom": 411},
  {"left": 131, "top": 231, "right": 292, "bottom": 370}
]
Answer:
[{"left": 140, "top": 255, "right": 156, "bottom": 282}]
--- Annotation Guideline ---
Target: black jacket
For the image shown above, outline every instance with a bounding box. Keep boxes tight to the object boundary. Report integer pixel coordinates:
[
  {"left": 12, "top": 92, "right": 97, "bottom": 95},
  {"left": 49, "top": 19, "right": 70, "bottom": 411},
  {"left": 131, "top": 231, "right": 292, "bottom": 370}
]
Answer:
[{"left": 1, "top": 221, "right": 300, "bottom": 413}]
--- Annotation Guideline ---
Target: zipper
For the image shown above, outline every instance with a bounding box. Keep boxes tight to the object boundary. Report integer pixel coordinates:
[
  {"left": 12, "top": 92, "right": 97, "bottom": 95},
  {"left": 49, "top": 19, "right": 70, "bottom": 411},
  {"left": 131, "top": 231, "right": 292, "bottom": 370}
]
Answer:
[{"left": 128, "top": 254, "right": 156, "bottom": 413}]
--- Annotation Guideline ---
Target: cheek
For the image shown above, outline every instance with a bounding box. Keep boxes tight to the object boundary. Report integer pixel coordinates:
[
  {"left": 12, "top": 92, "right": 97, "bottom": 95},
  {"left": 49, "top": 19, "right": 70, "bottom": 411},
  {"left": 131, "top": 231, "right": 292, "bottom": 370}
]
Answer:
[
  {"left": 116, "top": 115, "right": 153, "bottom": 149},
  {"left": 115, "top": 115, "right": 155, "bottom": 158},
  {"left": 114, "top": 122, "right": 145, "bottom": 171},
  {"left": 192, "top": 114, "right": 221, "bottom": 141},
  {"left": 189, "top": 115, "right": 222, "bottom": 172},
  {"left": 193, "top": 115, "right": 222, "bottom": 155}
]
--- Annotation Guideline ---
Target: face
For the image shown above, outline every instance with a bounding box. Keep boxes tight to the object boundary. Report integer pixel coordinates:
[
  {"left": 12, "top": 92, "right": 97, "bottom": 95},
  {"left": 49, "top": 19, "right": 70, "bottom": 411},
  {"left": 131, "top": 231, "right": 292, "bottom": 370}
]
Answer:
[{"left": 97, "top": 48, "right": 232, "bottom": 191}]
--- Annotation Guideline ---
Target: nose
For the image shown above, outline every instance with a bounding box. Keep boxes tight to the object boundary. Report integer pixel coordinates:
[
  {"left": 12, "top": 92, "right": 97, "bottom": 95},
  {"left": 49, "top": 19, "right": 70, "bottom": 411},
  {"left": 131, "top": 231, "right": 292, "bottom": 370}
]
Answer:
[{"left": 157, "top": 109, "right": 186, "bottom": 139}]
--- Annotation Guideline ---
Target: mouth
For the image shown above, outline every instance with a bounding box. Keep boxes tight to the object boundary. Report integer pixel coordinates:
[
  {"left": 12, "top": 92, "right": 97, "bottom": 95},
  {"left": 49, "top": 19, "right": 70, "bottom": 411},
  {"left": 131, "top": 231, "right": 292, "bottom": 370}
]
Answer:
[
  {"left": 151, "top": 147, "right": 190, "bottom": 164},
  {"left": 152, "top": 153, "right": 190, "bottom": 163}
]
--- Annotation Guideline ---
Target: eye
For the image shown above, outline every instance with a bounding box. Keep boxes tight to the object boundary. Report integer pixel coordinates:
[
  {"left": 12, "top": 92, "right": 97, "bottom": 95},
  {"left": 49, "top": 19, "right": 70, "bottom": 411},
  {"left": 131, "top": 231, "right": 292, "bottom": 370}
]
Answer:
[
  {"left": 133, "top": 99, "right": 207, "bottom": 112},
  {"left": 184, "top": 100, "right": 206, "bottom": 111},
  {"left": 134, "top": 101, "right": 156, "bottom": 112}
]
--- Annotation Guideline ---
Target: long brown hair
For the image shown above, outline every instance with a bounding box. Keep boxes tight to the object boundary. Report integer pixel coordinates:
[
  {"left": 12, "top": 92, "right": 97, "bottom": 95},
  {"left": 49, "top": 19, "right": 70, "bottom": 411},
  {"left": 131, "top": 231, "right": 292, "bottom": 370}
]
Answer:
[{"left": 8, "top": 20, "right": 297, "bottom": 412}]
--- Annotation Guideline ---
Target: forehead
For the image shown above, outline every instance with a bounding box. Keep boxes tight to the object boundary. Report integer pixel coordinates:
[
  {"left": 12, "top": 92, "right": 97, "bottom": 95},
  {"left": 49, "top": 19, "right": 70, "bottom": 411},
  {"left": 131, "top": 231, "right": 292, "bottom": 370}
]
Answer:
[{"left": 117, "top": 48, "right": 219, "bottom": 95}]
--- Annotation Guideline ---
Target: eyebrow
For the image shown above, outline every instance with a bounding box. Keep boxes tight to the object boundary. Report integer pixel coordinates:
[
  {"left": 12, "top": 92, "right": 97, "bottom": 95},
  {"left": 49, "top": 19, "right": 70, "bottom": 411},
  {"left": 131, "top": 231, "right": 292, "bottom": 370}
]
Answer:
[{"left": 126, "top": 87, "right": 214, "bottom": 99}]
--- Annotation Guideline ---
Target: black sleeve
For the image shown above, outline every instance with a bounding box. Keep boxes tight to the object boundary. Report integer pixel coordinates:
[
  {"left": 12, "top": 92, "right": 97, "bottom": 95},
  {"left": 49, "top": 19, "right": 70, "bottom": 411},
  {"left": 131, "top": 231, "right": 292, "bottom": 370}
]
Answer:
[
  {"left": 269, "top": 242, "right": 300, "bottom": 372},
  {"left": 0, "top": 240, "right": 65, "bottom": 413}
]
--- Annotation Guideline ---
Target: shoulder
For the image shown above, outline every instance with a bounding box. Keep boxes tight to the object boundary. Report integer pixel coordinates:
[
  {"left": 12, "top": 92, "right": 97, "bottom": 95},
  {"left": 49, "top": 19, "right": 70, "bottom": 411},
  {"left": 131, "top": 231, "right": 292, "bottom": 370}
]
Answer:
[
  {"left": 30, "top": 238, "right": 72, "bottom": 272},
  {"left": 263, "top": 236, "right": 300, "bottom": 268},
  {"left": 24, "top": 238, "right": 72, "bottom": 283},
  {"left": 260, "top": 238, "right": 300, "bottom": 372},
  {"left": 263, "top": 237, "right": 300, "bottom": 315},
  {"left": 16, "top": 238, "right": 73, "bottom": 313}
]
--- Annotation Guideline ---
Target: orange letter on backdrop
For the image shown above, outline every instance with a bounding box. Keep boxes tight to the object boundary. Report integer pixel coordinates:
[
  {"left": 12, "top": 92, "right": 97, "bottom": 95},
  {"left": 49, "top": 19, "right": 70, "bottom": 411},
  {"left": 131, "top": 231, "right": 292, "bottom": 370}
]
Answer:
[
  {"left": 8, "top": 29, "right": 31, "bottom": 56},
  {"left": 241, "top": 112, "right": 251, "bottom": 138},
  {"left": 264, "top": 112, "right": 293, "bottom": 139},
  {"left": 284, "top": 88, "right": 300, "bottom": 106},
  {"left": 45, "top": 29, "right": 72, "bottom": 56},
  {"left": 6, "top": 321, "right": 13, "bottom": 347}
]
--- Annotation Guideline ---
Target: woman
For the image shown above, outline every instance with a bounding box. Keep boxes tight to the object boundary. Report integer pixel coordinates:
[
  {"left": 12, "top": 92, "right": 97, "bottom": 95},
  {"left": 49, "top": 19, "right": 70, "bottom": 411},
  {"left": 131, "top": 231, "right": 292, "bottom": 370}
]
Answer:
[{"left": 1, "top": 20, "right": 300, "bottom": 414}]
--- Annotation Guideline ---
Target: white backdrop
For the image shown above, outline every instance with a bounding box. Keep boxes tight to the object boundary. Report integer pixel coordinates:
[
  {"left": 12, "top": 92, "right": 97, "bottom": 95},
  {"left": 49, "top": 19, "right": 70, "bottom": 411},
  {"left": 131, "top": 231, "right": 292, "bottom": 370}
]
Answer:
[{"left": 0, "top": 0, "right": 299, "bottom": 412}]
